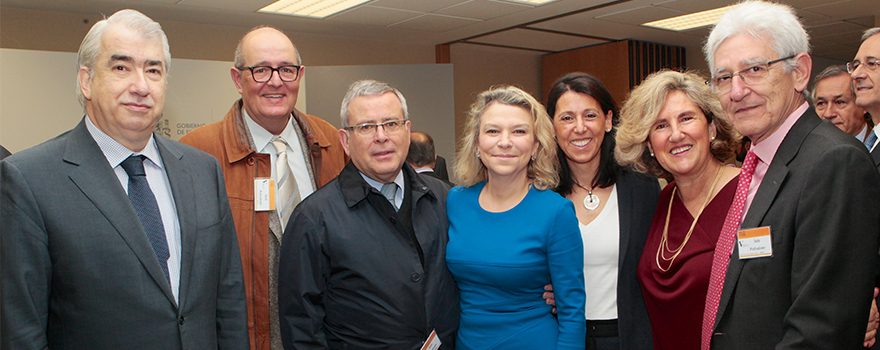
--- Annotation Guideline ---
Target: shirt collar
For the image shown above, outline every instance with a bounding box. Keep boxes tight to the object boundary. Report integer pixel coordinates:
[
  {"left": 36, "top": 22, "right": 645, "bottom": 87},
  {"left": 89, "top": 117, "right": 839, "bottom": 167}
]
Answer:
[
  {"left": 856, "top": 124, "right": 869, "bottom": 142},
  {"left": 85, "top": 116, "right": 163, "bottom": 169},
  {"left": 751, "top": 102, "right": 809, "bottom": 164},
  {"left": 242, "top": 107, "right": 295, "bottom": 153},
  {"left": 360, "top": 169, "right": 405, "bottom": 192}
]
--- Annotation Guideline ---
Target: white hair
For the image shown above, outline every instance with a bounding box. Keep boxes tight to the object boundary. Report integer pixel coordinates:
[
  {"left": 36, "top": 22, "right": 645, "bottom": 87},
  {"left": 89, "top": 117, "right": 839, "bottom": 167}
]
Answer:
[
  {"left": 339, "top": 80, "right": 409, "bottom": 127},
  {"left": 76, "top": 9, "right": 171, "bottom": 107},
  {"left": 863, "top": 28, "right": 880, "bottom": 42},
  {"left": 704, "top": 0, "right": 809, "bottom": 75}
]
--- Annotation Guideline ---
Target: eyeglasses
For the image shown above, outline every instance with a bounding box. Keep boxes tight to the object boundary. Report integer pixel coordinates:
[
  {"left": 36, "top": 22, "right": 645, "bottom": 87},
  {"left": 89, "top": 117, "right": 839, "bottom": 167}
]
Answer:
[
  {"left": 707, "top": 55, "right": 795, "bottom": 93},
  {"left": 344, "top": 119, "right": 407, "bottom": 137},
  {"left": 238, "top": 65, "right": 301, "bottom": 83},
  {"left": 847, "top": 58, "right": 880, "bottom": 73}
]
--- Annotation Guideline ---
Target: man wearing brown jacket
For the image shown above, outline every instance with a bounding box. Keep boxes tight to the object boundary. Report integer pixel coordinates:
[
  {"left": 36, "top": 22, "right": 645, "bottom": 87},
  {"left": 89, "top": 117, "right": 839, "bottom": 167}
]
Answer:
[{"left": 180, "top": 26, "right": 345, "bottom": 350}]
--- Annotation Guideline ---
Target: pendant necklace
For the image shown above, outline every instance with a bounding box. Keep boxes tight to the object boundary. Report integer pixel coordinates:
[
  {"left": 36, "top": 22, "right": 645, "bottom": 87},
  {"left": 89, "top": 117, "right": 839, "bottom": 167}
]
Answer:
[
  {"left": 655, "top": 166, "right": 724, "bottom": 272},
  {"left": 573, "top": 181, "right": 600, "bottom": 210}
]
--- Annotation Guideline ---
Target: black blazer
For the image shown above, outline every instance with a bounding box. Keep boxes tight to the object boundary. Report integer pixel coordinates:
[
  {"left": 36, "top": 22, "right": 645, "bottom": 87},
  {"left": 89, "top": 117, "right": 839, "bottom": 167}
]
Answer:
[
  {"left": 0, "top": 119, "right": 248, "bottom": 349},
  {"left": 613, "top": 170, "right": 660, "bottom": 350},
  {"left": 710, "top": 109, "right": 880, "bottom": 348}
]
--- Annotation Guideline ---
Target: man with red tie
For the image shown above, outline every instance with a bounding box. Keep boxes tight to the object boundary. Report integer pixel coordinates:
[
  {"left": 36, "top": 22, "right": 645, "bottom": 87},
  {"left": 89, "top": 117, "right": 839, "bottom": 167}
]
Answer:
[{"left": 701, "top": 1, "right": 880, "bottom": 348}]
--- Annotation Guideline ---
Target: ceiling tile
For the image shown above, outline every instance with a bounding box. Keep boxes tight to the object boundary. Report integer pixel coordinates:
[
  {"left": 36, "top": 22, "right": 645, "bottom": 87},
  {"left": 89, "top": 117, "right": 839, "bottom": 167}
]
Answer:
[
  {"left": 436, "top": 0, "right": 530, "bottom": 21},
  {"left": 812, "top": 43, "right": 861, "bottom": 61},
  {"left": 330, "top": 5, "right": 421, "bottom": 26},
  {"left": 595, "top": 5, "right": 687, "bottom": 26},
  {"left": 470, "top": 28, "right": 609, "bottom": 51},
  {"left": 804, "top": 0, "right": 878, "bottom": 20},
  {"left": 176, "top": 0, "right": 275, "bottom": 12},
  {"left": 369, "top": 0, "right": 470, "bottom": 13},
  {"left": 652, "top": 0, "right": 735, "bottom": 13},
  {"left": 389, "top": 13, "right": 481, "bottom": 32},
  {"left": 808, "top": 20, "right": 868, "bottom": 38}
]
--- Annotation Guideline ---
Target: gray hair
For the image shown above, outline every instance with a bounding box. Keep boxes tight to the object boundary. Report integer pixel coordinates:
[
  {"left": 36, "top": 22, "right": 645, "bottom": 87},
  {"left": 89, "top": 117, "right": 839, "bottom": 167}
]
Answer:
[
  {"left": 704, "top": 0, "right": 809, "bottom": 75},
  {"left": 863, "top": 28, "right": 880, "bottom": 42},
  {"left": 76, "top": 9, "right": 171, "bottom": 107},
  {"left": 339, "top": 80, "right": 409, "bottom": 127},
  {"left": 233, "top": 26, "right": 302, "bottom": 68},
  {"left": 810, "top": 65, "right": 853, "bottom": 105}
]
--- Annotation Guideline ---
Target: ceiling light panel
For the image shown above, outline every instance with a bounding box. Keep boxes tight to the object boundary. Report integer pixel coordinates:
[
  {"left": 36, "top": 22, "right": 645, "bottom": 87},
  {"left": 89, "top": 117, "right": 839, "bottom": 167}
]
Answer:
[
  {"left": 496, "top": 0, "right": 559, "bottom": 5},
  {"left": 642, "top": 5, "right": 733, "bottom": 31},
  {"left": 259, "top": 0, "right": 371, "bottom": 19}
]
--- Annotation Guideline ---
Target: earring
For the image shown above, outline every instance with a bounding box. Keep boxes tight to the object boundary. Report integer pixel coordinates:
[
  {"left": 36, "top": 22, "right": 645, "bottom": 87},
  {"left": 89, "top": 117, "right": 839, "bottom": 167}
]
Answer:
[
  {"left": 711, "top": 136, "right": 716, "bottom": 141},
  {"left": 476, "top": 152, "right": 481, "bottom": 158},
  {"left": 650, "top": 151, "right": 655, "bottom": 157},
  {"left": 531, "top": 155, "right": 537, "bottom": 161},
  {"left": 606, "top": 128, "right": 612, "bottom": 132}
]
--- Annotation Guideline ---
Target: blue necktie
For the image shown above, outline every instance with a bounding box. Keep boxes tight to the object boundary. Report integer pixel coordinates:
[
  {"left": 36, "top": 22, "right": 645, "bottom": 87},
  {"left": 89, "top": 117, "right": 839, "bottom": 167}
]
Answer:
[
  {"left": 380, "top": 183, "right": 398, "bottom": 211},
  {"left": 865, "top": 132, "right": 878, "bottom": 151},
  {"left": 121, "top": 155, "right": 170, "bottom": 284}
]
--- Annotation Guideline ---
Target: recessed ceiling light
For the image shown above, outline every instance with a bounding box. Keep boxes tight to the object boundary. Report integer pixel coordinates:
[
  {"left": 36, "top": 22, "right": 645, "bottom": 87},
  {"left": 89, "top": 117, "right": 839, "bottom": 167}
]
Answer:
[
  {"left": 259, "top": 0, "right": 370, "bottom": 19},
  {"left": 498, "top": 0, "right": 560, "bottom": 5},
  {"left": 642, "top": 5, "right": 734, "bottom": 32}
]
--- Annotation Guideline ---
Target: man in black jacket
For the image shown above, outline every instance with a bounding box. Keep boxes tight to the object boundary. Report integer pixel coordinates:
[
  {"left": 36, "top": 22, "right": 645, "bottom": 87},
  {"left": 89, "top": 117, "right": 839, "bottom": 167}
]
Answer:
[{"left": 278, "top": 80, "right": 459, "bottom": 349}]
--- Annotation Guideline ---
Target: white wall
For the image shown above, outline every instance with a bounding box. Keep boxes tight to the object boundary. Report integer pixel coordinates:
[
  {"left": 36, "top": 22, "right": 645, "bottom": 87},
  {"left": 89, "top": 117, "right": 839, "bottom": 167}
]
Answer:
[{"left": 0, "top": 49, "right": 453, "bottom": 161}]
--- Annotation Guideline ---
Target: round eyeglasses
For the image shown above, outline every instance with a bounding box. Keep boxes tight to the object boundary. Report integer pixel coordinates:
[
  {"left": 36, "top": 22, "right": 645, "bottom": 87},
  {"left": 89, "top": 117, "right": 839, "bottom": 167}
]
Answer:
[{"left": 238, "top": 65, "right": 301, "bottom": 83}]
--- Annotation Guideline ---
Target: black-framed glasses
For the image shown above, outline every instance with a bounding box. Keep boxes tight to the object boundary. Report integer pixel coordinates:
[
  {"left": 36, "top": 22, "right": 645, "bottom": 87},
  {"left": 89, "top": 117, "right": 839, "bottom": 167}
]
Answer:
[
  {"left": 847, "top": 58, "right": 880, "bottom": 73},
  {"left": 344, "top": 119, "right": 407, "bottom": 137},
  {"left": 238, "top": 65, "right": 301, "bottom": 82},
  {"left": 707, "top": 55, "right": 795, "bottom": 93}
]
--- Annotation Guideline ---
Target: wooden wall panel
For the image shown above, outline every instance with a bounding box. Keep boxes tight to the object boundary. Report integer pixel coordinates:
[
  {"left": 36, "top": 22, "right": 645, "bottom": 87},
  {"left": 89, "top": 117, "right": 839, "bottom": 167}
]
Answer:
[
  {"left": 542, "top": 40, "right": 686, "bottom": 109},
  {"left": 541, "top": 40, "right": 630, "bottom": 106}
]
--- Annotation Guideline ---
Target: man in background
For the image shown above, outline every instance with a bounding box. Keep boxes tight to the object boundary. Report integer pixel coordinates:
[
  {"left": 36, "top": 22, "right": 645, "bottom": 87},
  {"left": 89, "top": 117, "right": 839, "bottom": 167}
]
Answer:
[
  {"left": 407, "top": 131, "right": 451, "bottom": 185},
  {"left": 852, "top": 28, "right": 880, "bottom": 170},
  {"left": 811, "top": 64, "right": 871, "bottom": 142},
  {"left": 1, "top": 9, "right": 247, "bottom": 349},
  {"left": 180, "top": 26, "right": 346, "bottom": 350}
]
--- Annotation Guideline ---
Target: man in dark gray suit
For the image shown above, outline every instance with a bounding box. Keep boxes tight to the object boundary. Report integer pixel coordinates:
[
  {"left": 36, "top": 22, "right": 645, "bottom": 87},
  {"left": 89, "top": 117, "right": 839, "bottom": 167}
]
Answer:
[
  {"left": 702, "top": 1, "right": 880, "bottom": 348},
  {"left": 0, "top": 9, "right": 248, "bottom": 349},
  {"left": 852, "top": 28, "right": 880, "bottom": 170}
]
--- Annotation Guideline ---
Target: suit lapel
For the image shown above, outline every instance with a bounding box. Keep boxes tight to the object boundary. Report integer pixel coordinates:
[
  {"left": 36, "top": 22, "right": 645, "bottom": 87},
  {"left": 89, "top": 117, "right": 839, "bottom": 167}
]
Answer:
[
  {"left": 714, "top": 109, "right": 819, "bottom": 328},
  {"left": 871, "top": 146, "right": 880, "bottom": 169},
  {"left": 64, "top": 121, "right": 177, "bottom": 304},
  {"left": 156, "top": 137, "right": 197, "bottom": 310},
  {"left": 616, "top": 172, "right": 634, "bottom": 269}
]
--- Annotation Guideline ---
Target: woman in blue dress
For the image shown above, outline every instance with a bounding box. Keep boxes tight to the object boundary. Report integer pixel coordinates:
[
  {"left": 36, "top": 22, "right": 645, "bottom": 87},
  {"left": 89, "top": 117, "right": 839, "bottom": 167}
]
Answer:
[{"left": 447, "top": 85, "right": 586, "bottom": 350}]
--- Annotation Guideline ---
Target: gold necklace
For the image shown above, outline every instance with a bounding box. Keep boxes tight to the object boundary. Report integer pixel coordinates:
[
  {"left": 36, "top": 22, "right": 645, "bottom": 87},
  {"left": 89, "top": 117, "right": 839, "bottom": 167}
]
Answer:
[{"left": 655, "top": 166, "right": 724, "bottom": 272}]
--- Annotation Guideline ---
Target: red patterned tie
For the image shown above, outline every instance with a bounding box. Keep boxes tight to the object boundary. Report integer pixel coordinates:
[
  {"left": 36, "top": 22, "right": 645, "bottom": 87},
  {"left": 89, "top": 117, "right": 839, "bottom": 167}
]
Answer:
[{"left": 701, "top": 151, "right": 758, "bottom": 350}]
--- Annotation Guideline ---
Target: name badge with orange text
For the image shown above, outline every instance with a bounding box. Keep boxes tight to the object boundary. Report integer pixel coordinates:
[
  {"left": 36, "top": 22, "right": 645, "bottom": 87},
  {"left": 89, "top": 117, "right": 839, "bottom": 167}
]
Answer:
[
  {"left": 254, "top": 178, "right": 275, "bottom": 211},
  {"left": 737, "top": 226, "right": 772, "bottom": 259},
  {"left": 420, "top": 329, "right": 441, "bottom": 350}
]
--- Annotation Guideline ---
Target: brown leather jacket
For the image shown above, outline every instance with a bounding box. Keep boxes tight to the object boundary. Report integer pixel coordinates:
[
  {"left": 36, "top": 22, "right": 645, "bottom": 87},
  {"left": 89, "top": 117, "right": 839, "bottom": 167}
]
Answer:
[{"left": 180, "top": 100, "right": 346, "bottom": 350}]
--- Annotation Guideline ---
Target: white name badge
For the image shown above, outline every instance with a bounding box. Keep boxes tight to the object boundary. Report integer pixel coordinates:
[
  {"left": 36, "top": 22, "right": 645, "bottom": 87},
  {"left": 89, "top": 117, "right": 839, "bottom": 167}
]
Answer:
[
  {"left": 737, "top": 226, "right": 772, "bottom": 259},
  {"left": 254, "top": 178, "right": 275, "bottom": 211},
  {"left": 420, "top": 329, "right": 441, "bottom": 350}
]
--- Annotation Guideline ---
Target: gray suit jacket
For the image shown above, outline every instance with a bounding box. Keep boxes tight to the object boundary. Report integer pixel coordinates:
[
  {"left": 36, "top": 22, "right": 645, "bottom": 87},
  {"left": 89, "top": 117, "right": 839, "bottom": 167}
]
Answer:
[
  {"left": 1, "top": 119, "right": 248, "bottom": 349},
  {"left": 710, "top": 109, "right": 880, "bottom": 348}
]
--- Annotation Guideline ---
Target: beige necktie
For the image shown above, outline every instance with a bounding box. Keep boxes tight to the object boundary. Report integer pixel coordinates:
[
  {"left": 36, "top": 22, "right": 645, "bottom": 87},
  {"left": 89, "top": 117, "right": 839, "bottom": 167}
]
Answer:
[{"left": 270, "top": 137, "right": 301, "bottom": 228}]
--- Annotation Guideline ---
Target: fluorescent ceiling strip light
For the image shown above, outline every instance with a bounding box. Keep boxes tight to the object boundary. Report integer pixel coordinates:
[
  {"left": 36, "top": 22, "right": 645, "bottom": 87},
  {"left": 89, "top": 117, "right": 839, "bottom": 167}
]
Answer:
[
  {"left": 259, "top": 0, "right": 370, "bottom": 19},
  {"left": 499, "top": 0, "right": 559, "bottom": 5},
  {"left": 642, "top": 5, "right": 733, "bottom": 31}
]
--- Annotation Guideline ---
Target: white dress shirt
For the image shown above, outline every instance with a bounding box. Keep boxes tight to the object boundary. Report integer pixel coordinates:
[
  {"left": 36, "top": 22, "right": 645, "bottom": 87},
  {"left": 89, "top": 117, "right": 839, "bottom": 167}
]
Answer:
[{"left": 243, "top": 109, "right": 316, "bottom": 219}]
